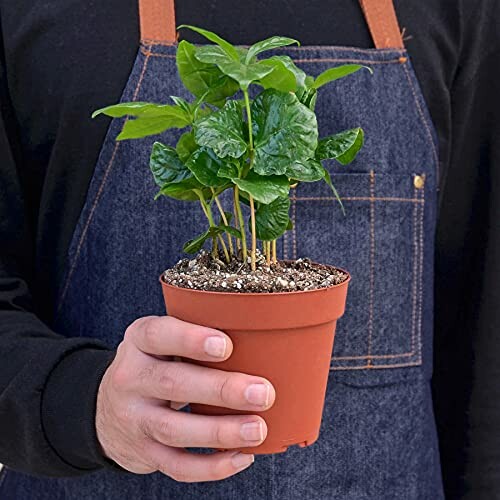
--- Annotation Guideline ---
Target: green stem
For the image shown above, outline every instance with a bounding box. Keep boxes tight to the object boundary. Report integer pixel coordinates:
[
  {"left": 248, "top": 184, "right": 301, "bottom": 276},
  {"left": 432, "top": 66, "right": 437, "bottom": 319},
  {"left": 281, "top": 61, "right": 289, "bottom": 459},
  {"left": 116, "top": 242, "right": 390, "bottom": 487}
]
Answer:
[
  {"left": 212, "top": 189, "right": 234, "bottom": 256},
  {"left": 249, "top": 195, "right": 257, "bottom": 271},
  {"left": 234, "top": 186, "right": 247, "bottom": 262},
  {"left": 196, "top": 191, "right": 218, "bottom": 259},
  {"left": 243, "top": 90, "right": 254, "bottom": 151},
  {"left": 272, "top": 240, "right": 277, "bottom": 264}
]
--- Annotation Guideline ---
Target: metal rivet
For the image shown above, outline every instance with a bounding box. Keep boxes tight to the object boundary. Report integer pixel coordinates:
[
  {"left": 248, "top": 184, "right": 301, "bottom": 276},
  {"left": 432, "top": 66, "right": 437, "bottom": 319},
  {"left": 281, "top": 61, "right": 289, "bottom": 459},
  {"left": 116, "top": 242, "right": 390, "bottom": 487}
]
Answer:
[
  {"left": 399, "top": 56, "right": 408, "bottom": 64},
  {"left": 413, "top": 174, "right": 425, "bottom": 189}
]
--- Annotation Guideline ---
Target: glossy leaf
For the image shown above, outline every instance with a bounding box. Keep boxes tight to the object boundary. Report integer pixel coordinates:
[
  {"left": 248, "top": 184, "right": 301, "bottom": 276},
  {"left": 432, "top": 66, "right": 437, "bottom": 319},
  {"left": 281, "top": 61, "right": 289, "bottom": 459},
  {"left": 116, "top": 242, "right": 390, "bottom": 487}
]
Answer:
[
  {"left": 176, "top": 131, "right": 198, "bottom": 162},
  {"left": 286, "top": 158, "right": 325, "bottom": 182},
  {"left": 176, "top": 40, "right": 239, "bottom": 106},
  {"left": 157, "top": 178, "right": 207, "bottom": 201},
  {"left": 252, "top": 89, "right": 318, "bottom": 175},
  {"left": 116, "top": 113, "right": 190, "bottom": 141},
  {"left": 245, "top": 36, "right": 300, "bottom": 64},
  {"left": 217, "top": 60, "right": 275, "bottom": 91},
  {"left": 194, "top": 100, "right": 247, "bottom": 158},
  {"left": 255, "top": 197, "right": 291, "bottom": 241},
  {"left": 194, "top": 45, "right": 234, "bottom": 66},
  {"left": 150, "top": 142, "right": 192, "bottom": 187},
  {"left": 186, "top": 147, "right": 229, "bottom": 187},
  {"left": 183, "top": 229, "right": 214, "bottom": 253},
  {"left": 217, "top": 161, "right": 240, "bottom": 179},
  {"left": 177, "top": 25, "right": 240, "bottom": 61},
  {"left": 219, "top": 225, "right": 241, "bottom": 239},
  {"left": 92, "top": 102, "right": 184, "bottom": 119},
  {"left": 316, "top": 128, "right": 364, "bottom": 165},
  {"left": 233, "top": 171, "right": 290, "bottom": 204},
  {"left": 313, "top": 64, "right": 373, "bottom": 89},
  {"left": 258, "top": 58, "right": 298, "bottom": 92}
]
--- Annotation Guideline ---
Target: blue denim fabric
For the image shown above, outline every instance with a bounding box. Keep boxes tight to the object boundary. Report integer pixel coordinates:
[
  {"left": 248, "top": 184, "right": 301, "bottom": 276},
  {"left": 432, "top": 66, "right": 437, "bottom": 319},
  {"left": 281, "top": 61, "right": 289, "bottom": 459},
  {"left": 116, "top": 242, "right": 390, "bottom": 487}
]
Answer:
[{"left": 1, "top": 43, "right": 443, "bottom": 499}]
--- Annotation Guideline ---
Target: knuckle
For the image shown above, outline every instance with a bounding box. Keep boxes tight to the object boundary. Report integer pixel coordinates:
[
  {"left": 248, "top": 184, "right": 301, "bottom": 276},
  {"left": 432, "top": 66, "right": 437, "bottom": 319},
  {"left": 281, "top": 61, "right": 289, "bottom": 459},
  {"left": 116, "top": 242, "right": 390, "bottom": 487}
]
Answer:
[
  {"left": 143, "top": 317, "right": 162, "bottom": 346},
  {"left": 214, "top": 374, "right": 232, "bottom": 406},
  {"left": 157, "top": 417, "right": 178, "bottom": 445},
  {"left": 157, "top": 364, "right": 181, "bottom": 398},
  {"left": 110, "top": 363, "right": 130, "bottom": 391}
]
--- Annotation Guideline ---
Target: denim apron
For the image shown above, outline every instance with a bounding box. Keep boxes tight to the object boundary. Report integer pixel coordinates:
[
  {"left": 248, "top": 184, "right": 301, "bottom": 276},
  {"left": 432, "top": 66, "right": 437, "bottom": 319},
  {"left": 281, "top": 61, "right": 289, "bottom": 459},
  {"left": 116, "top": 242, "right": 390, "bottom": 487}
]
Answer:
[{"left": 1, "top": 0, "right": 444, "bottom": 498}]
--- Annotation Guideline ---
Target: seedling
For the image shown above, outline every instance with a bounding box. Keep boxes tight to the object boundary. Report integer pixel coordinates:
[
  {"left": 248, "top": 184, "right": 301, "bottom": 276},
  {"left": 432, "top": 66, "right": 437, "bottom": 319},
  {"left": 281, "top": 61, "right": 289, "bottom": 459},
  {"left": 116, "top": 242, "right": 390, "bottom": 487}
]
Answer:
[{"left": 93, "top": 26, "right": 370, "bottom": 271}]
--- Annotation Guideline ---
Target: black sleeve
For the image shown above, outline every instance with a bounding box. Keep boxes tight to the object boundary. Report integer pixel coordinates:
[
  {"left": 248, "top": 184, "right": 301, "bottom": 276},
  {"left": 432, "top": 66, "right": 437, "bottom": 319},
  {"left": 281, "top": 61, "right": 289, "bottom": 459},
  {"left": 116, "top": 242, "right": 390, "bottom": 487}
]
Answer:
[
  {"left": 0, "top": 52, "right": 115, "bottom": 477},
  {"left": 432, "top": 0, "right": 500, "bottom": 496}
]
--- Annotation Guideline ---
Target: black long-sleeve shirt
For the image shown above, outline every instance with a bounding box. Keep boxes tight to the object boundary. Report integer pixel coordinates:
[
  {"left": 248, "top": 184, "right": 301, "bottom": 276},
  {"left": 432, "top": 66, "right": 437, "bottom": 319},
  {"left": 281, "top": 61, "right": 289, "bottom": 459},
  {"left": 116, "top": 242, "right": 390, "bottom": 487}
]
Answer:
[{"left": 0, "top": 0, "right": 499, "bottom": 497}]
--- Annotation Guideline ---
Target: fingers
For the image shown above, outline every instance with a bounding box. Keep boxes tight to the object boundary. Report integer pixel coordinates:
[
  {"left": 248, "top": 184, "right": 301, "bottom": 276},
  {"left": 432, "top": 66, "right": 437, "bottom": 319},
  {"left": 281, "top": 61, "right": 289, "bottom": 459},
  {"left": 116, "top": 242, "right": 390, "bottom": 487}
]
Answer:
[
  {"left": 140, "top": 406, "right": 267, "bottom": 449},
  {"left": 145, "top": 441, "right": 255, "bottom": 482},
  {"left": 136, "top": 359, "right": 276, "bottom": 411},
  {"left": 128, "top": 316, "right": 233, "bottom": 362}
]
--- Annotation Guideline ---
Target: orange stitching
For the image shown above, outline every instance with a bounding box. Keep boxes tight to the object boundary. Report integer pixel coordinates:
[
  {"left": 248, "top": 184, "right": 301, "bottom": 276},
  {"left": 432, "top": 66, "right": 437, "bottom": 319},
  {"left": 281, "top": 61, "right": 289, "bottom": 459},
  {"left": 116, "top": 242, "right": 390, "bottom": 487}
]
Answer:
[
  {"left": 291, "top": 58, "right": 401, "bottom": 64},
  {"left": 140, "top": 38, "right": 177, "bottom": 47},
  {"left": 140, "top": 47, "right": 176, "bottom": 58},
  {"left": 330, "top": 360, "right": 421, "bottom": 371},
  {"left": 335, "top": 351, "right": 414, "bottom": 360},
  {"left": 291, "top": 196, "right": 424, "bottom": 202},
  {"left": 410, "top": 182, "right": 418, "bottom": 354},
  {"left": 57, "top": 49, "right": 153, "bottom": 312},
  {"left": 402, "top": 63, "right": 439, "bottom": 180},
  {"left": 417, "top": 180, "right": 425, "bottom": 362},
  {"left": 366, "top": 170, "right": 376, "bottom": 366}
]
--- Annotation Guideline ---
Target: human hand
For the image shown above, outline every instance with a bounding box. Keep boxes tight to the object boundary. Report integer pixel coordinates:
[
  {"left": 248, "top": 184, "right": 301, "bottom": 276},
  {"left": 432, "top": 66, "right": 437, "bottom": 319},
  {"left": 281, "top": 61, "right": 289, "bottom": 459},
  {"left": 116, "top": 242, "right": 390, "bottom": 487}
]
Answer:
[{"left": 96, "top": 316, "right": 276, "bottom": 482}]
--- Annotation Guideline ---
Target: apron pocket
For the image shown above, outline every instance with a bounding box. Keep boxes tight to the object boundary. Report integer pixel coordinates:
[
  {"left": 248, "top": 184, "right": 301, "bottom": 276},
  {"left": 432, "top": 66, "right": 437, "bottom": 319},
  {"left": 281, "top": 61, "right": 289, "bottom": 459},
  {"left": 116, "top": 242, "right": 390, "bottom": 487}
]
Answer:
[{"left": 286, "top": 170, "right": 426, "bottom": 375}]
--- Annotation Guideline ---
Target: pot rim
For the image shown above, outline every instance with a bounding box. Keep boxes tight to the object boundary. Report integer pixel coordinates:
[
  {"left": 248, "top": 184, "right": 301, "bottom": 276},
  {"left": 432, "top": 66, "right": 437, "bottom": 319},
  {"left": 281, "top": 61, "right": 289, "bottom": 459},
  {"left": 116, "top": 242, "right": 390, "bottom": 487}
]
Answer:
[{"left": 159, "top": 261, "right": 351, "bottom": 297}]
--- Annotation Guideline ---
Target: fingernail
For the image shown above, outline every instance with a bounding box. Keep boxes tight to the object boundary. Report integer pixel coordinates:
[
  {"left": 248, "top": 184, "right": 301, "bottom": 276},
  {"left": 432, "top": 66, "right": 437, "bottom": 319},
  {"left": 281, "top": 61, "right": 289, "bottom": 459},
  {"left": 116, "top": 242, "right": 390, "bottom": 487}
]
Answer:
[
  {"left": 204, "top": 336, "right": 227, "bottom": 358},
  {"left": 231, "top": 452, "right": 255, "bottom": 470},
  {"left": 245, "top": 384, "right": 270, "bottom": 407},
  {"left": 240, "top": 421, "right": 264, "bottom": 442}
]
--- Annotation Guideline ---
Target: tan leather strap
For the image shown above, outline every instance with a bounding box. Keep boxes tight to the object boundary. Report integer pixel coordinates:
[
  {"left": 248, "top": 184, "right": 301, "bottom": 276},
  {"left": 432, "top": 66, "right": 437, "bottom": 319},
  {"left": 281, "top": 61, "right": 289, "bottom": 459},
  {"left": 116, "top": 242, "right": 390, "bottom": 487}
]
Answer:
[
  {"left": 359, "top": 0, "right": 404, "bottom": 49},
  {"left": 139, "top": 0, "right": 176, "bottom": 44},
  {"left": 138, "top": 0, "right": 404, "bottom": 49}
]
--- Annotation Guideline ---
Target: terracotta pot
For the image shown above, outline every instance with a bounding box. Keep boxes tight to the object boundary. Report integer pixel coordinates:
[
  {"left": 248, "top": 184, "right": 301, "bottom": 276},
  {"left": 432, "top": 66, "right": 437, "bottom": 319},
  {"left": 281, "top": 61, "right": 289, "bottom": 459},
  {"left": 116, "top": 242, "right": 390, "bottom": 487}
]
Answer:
[{"left": 160, "top": 264, "right": 350, "bottom": 454}]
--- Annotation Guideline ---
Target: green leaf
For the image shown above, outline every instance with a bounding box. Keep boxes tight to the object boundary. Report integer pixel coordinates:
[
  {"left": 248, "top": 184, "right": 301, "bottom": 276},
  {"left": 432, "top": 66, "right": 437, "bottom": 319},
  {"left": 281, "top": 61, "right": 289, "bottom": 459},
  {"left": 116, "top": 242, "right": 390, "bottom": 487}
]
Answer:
[
  {"left": 258, "top": 58, "right": 298, "bottom": 92},
  {"left": 183, "top": 229, "right": 213, "bottom": 254},
  {"left": 255, "top": 197, "right": 291, "bottom": 241},
  {"left": 186, "top": 147, "right": 230, "bottom": 187},
  {"left": 218, "top": 61, "right": 275, "bottom": 91},
  {"left": 176, "top": 40, "right": 239, "bottom": 106},
  {"left": 285, "top": 158, "right": 325, "bottom": 182},
  {"left": 245, "top": 36, "right": 300, "bottom": 64},
  {"left": 217, "top": 161, "right": 240, "bottom": 179},
  {"left": 116, "top": 113, "right": 190, "bottom": 140},
  {"left": 150, "top": 142, "right": 192, "bottom": 187},
  {"left": 176, "top": 131, "right": 198, "bottom": 162},
  {"left": 177, "top": 25, "right": 240, "bottom": 61},
  {"left": 92, "top": 102, "right": 182, "bottom": 119},
  {"left": 313, "top": 64, "right": 372, "bottom": 89},
  {"left": 157, "top": 178, "right": 207, "bottom": 201},
  {"left": 233, "top": 171, "right": 290, "bottom": 204},
  {"left": 316, "top": 128, "right": 364, "bottom": 165},
  {"left": 219, "top": 225, "right": 241, "bottom": 239},
  {"left": 323, "top": 168, "right": 345, "bottom": 215},
  {"left": 194, "top": 45, "right": 235, "bottom": 66},
  {"left": 252, "top": 89, "right": 318, "bottom": 175},
  {"left": 194, "top": 100, "right": 247, "bottom": 158}
]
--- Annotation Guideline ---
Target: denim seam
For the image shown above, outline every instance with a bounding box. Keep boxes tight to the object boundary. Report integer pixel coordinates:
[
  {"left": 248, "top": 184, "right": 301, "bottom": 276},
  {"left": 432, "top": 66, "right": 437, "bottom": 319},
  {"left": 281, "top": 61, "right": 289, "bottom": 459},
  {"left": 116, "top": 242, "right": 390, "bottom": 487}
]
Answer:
[
  {"left": 366, "top": 170, "right": 375, "bottom": 367},
  {"left": 57, "top": 48, "right": 153, "bottom": 311},
  {"left": 402, "top": 62, "right": 439, "bottom": 180},
  {"left": 417, "top": 180, "right": 425, "bottom": 362},
  {"left": 140, "top": 47, "right": 405, "bottom": 65},
  {"left": 140, "top": 41, "right": 406, "bottom": 54},
  {"left": 291, "top": 197, "right": 424, "bottom": 203}
]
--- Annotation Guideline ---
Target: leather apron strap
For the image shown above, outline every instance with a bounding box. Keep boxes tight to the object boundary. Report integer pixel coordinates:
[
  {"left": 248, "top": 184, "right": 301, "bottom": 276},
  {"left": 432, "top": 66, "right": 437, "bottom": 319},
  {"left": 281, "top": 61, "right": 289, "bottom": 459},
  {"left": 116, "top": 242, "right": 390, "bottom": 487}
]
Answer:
[{"left": 138, "top": 0, "right": 404, "bottom": 49}]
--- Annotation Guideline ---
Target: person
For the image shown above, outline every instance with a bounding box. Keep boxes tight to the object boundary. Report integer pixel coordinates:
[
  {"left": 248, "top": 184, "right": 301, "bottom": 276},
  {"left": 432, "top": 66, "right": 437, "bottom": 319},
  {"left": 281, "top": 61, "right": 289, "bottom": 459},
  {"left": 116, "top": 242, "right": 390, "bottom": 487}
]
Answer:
[{"left": 0, "top": 0, "right": 498, "bottom": 498}]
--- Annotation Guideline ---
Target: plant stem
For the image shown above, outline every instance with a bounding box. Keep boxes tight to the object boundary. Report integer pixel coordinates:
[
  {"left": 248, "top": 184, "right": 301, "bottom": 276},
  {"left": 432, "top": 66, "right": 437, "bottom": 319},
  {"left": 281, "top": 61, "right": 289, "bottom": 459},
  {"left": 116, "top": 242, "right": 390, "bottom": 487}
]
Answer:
[
  {"left": 217, "top": 234, "right": 230, "bottom": 264},
  {"left": 243, "top": 90, "right": 254, "bottom": 151},
  {"left": 266, "top": 241, "right": 271, "bottom": 266},
  {"left": 212, "top": 190, "right": 234, "bottom": 255},
  {"left": 234, "top": 186, "right": 247, "bottom": 262},
  {"left": 249, "top": 195, "right": 257, "bottom": 271},
  {"left": 197, "top": 192, "right": 220, "bottom": 260},
  {"left": 272, "top": 240, "right": 277, "bottom": 264},
  {"left": 233, "top": 194, "right": 241, "bottom": 251}
]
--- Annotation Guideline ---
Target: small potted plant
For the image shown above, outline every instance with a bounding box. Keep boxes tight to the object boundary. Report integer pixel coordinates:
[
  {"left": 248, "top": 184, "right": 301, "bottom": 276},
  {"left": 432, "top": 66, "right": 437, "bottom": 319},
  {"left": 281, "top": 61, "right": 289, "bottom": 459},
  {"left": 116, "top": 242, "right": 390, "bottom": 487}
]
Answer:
[{"left": 93, "top": 25, "right": 369, "bottom": 454}]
